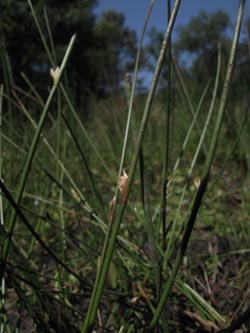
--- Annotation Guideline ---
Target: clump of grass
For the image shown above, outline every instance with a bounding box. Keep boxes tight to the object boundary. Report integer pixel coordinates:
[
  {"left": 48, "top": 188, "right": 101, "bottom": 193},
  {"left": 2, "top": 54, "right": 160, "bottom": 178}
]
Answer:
[{"left": 0, "top": 0, "right": 249, "bottom": 332}]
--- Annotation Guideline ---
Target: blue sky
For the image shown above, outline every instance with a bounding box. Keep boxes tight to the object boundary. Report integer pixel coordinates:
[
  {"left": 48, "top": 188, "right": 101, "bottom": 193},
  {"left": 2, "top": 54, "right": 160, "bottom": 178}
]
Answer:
[
  {"left": 94, "top": 1, "right": 249, "bottom": 86},
  {"left": 94, "top": 0, "right": 249, "bottom": 42}
]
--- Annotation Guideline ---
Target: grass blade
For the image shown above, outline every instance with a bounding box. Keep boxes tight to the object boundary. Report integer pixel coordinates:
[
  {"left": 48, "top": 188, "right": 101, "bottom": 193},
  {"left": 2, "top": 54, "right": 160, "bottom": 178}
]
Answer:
[
  {"left": 1, "top": 34, "right": 76, "bottom": 271},
  {"left": 0, "top": 178, "right": 87, "bottom": 285},
  {"left": 82, "top": 1, "right": 182, "bottom": 331},
  {"left": 149, "top": 0, "right": 245, "bottom": 329},
  {"left": 165, "top": 45, "right": 221, "bottom": 262},
  {"left": 158, "top": 0, "right": 173, "bottom": 256}
]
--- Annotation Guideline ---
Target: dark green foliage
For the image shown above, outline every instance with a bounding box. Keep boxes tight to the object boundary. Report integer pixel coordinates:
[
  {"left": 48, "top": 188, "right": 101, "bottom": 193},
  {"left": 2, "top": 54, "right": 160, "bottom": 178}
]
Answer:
[
  {"left": 93, "top": 10, "right": 137, "bottom": 94},
  {"left": 146, "top": 11, "right": 231, "bottom": 90},
  {"left": 146, "top": 9, "right": 250, "bottom": 102},
  {"left": 0, "top": 0, "right": 137, "bottom": 99},
  {"left": 175, "top": 10, "right": 231, "bottom": 93},
  {"left": 175, "top": 10, "right": 230, "bottom": 54},
  {"left": 0, "top": 0, "right": 96, "bottom": 93}
]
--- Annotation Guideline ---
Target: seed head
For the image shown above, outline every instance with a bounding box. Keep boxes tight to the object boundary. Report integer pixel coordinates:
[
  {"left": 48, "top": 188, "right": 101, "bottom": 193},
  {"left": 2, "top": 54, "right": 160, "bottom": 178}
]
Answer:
[
  {"left": 194, "top": 177, "right": 201, "bottom": 189},
  {"left": 118, "top": 170, "right": 128, "bottom": 203},
  {"left": 50, "top": 66, "right": 60, "bottom": 83}
]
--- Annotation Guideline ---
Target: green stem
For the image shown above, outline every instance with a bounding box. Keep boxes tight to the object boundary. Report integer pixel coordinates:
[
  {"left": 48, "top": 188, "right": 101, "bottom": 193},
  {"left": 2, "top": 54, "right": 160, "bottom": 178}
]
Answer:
[
  {"left": 139, "top": 151, "right": 161, "bottom": 298},
  {"left": 28, "top": 0, "right": 55, "bottom": 66},
  {"left": 60, "top": 85, "right": 113, "bottom": 181},
  {"left": 0, "top": 178, "right": 87, "bottom": 285},
  {"left": 0, "top": 84, "right": 6, "bottom": 333},
  {"left": 108, "top": 0, "right": 156, "bottom": 224},
  {"left": 165, "top": 45, "right": 221, "bottom": 262},
  {"left": 1, "top": 34, "right": 76, "bottom": 270},
  {"left": 82, "top": 1, "right": 182, "bottom": 331},
  {"left": 159, "top": 0, "right": 172, "bottom": 254},
  {"left": 149, "top": 0, "right": 245, "bottom": 329},
  {"left": 172, "top": 57, "right": 207, "bottom": 154}
]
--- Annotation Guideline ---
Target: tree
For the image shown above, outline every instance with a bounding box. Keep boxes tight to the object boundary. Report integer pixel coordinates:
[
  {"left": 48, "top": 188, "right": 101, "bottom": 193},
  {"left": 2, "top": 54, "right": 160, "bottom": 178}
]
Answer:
[
  {"left": 93, "top": 10, "right": 137, "bottom": 94},
  {"left": 0, "top": 1, "right": 138, "bottom": 99},
  {"left": 0, "top": 0, "right": 97, "bottom": 92},
  {"left": 145, "top": 10, "right": 234, "bottom": 96},
  {"left": 174, "top": 10, "right": 231, "bottom": 85}
]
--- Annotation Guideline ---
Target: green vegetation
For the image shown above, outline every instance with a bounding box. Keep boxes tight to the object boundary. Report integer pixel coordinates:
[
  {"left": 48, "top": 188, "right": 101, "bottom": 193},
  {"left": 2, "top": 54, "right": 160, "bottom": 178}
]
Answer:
[{"left": 0, "top": 0, "right": 250, "bottom": 332}]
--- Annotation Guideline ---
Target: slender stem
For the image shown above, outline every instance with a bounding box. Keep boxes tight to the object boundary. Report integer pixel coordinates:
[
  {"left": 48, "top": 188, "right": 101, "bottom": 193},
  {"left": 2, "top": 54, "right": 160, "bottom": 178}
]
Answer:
[
  {"left": 60, "top": 85, "right": 113, "bottom": 181},
  {"left": 0, "top": 178, "right": 87, "bottom": 285},
  {"left": 208, "top": 100, "right": 250, "bottom": 194},
  {"left": 110, "top": 0, "right": 156, "bottom": 224},
  {"left": 82, "top": 1, "right": 182, "bottom": 331},
  {"left": 159, "top": 0, "right": 172, "bottom": 254},
  {"left": 1, "top": 35, "right": 76, "bottom": 270},
  {"left": 164, "top": 80, "right": 211, "bottom": 262},
  {"left": 0, "top": 85, "right": 6, "bottom": 333},
  {"left": 61, "top": 113, "right": 106, "bottom": 218},
  {"left": 173, "top": 58, "right": 207, "bottom": 154},
  {"left": 28, "top": 0, "right": 55, "bottom": 66},
  {"left": 139, "top": 151, "right": 161, "bottom": 299},
  {"left": 43, "top": 6, "right": 57, "bottom": 64},
  {"left": 165, "top": 45, "right": 221, "bottom": 262},
  {"left": 149, "top": 0, "right": 245, "bottom": 329},
  {"left": 57, "top": 93, "right": 67, "bottom": 262},
  {"left": 117, "top": 0, "right": 156, "bottom": 178}
]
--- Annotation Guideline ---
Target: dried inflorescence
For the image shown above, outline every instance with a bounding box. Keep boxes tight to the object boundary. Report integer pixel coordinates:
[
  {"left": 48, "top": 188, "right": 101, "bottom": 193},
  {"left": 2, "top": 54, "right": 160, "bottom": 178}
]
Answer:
[
  {"left": 50, "top": 66, "right": 60, "bottom": 83},
  {"left": 109, "top": 170, "right": 128, "bottom": 222},
  {"left": 118, "top": 169, "right": 128, "bottom": 203}
]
